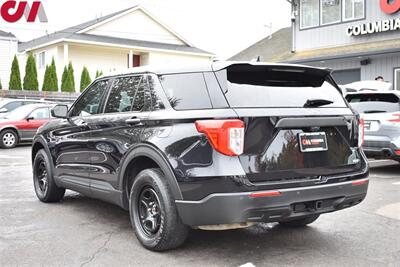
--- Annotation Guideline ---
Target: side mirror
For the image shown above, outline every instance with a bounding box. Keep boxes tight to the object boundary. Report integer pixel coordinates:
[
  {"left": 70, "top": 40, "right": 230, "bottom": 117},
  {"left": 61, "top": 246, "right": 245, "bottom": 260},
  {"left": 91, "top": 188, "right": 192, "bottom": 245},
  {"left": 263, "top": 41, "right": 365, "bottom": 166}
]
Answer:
[
  {"left": 0, "top": 107, "right": 8, "bottom": 113},
  {"left": 26, "top": 116, "right": 34, "bottom": 121},
  {"left": 51, "top": 104, "right": 69, "bottom": 119}
]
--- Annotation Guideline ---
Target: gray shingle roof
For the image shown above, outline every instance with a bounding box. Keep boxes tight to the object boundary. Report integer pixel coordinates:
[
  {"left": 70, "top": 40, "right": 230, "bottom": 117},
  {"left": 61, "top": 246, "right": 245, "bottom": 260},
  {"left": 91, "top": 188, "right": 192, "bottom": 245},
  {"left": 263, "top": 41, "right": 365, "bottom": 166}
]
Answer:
[
  {"left": 18, "top": 5, "right": 212, "bottom": 55},
  {"left": 229, "top": 27, "right": 292, "bottom": 62},
  {"left": 0, "top": 30, "right": 16, "bottom": 39}
]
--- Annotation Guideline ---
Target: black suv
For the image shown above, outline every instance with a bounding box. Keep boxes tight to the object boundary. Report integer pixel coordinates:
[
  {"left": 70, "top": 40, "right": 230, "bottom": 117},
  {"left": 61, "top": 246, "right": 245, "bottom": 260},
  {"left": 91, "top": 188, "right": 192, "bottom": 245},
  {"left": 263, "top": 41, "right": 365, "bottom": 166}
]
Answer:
[{"left": 32, "top": 62, "right": 369, "bottom": 251}]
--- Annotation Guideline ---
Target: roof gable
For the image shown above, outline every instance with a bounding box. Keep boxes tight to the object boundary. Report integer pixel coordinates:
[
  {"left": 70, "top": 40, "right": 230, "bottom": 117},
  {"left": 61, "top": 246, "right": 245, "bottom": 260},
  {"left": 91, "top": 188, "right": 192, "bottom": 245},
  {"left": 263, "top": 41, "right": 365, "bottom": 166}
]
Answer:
[{"left": 78, "top": 6, "right": 191, "bottom": 46}]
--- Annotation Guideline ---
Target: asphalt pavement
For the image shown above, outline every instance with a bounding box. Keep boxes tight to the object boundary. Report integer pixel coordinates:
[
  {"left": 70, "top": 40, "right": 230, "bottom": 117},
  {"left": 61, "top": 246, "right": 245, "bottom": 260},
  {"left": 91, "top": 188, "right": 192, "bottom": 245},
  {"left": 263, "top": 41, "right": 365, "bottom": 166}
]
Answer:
[{"left": 0, "top": 146, "right": 399, "bottom": 267}]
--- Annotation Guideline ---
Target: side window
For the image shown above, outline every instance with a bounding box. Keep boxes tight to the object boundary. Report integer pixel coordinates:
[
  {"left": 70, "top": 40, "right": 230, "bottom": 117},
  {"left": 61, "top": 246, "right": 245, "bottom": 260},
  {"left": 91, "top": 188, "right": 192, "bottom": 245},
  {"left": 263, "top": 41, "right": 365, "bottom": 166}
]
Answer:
[
  {"left": 29, "top": 108, "right": 49, "bottom": 120},
  {"left": 4, "top": 101, "right": 23, "bottom": 112},
  {"left": 70, "top": 80, "right": 109, "bottom": 117},
  {"left": 159, "top": 73, "right": 212, "bottom": 110},
  {"left": 132, "top": 76, "right": 151, "bottom": 112},
  {"left": 104, "top": 76, "right": 141, "bottom": 113}
]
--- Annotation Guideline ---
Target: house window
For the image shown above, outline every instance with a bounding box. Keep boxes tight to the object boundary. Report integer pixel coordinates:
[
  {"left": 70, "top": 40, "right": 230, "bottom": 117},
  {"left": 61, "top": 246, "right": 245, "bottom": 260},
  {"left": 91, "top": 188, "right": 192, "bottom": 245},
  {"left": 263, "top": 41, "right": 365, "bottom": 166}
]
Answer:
[
  {"left": 343, "top": 0, "right": 364, "bottom": 21},
  {"left": 300, "top": 0, "right": 365, "bottom": 29},
  {"left": 321, "top": 0, "right": 341, "bottom": 25},
  {"left": 38, "top": 52, "right": 45, "bottom": 69},
  {"left": 395, "top": 68, "right": 400, "bottom": 91},
  {"left": 300, "top": 0, "right": 320, "bottom": 29}
]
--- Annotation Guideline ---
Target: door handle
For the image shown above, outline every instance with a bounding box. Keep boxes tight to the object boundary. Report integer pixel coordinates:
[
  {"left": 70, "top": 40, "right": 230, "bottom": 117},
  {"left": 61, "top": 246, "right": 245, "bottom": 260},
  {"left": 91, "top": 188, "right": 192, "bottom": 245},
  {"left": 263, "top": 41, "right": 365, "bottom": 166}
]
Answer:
[{"left": 126, "top": 117, "right": 141, "bottom": 125}]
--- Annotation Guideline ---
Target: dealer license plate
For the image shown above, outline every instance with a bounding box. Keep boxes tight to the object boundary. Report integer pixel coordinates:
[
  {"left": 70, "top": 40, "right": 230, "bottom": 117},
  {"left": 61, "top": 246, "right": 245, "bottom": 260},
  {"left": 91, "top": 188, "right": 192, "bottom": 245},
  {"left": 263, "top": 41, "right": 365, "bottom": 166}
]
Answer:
[{"left": 298, "top": 132, "right": 328, "bottom": 153}]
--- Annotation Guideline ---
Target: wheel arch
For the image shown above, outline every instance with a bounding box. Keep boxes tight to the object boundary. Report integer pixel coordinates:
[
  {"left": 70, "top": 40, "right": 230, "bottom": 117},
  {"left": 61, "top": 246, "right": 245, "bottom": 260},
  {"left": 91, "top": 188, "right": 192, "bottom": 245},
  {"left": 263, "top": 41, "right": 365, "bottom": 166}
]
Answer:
[
  {"left": 0, "top": 126, "right": 20, "bottom": 139},
  {"left": 31, "top": 136, "right": 52, "bottom": 165},
  {"left": 119, "top": 143, "right": 183, "bottom": 210}
]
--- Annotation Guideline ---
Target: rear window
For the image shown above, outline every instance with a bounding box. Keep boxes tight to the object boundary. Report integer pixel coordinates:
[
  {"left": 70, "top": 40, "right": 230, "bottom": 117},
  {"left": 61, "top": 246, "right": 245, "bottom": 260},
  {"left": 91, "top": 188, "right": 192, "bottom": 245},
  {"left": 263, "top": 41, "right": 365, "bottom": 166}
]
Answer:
[
  {"left": 346, "top": 93, "right": 400, "bottom": 114},
  {"left": 159, "top": 73, "right": 212, "bottom": 110},
  {"left": 216, "top": 65, "right": 347, "bottom": 108}
]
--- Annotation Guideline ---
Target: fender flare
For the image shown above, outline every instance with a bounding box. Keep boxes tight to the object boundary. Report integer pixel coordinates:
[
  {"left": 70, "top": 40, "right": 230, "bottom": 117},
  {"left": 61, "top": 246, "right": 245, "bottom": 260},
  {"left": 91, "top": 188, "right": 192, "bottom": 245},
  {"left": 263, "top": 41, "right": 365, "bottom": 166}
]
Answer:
[
  {"left": 118, "top": 143, "right": 183, "bottom": 203},
  {"left": 0, "top": 125, "right": 20, "bottom": 139}
]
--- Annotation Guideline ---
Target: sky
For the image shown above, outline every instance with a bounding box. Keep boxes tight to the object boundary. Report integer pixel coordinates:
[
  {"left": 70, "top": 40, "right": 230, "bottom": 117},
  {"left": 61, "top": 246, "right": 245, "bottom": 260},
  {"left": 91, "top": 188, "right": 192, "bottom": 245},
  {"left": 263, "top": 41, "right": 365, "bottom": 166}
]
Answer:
[{"left": 0, "top": 0, "right": 291, "bottom": 59}]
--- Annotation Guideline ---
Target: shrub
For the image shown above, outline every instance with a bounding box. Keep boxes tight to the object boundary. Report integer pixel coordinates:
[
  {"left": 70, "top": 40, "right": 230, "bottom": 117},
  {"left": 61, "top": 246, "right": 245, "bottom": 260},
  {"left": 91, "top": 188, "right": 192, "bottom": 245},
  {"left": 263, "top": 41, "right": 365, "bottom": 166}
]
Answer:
[
  {"left": 95, "top": 70, "right": 103, "bottom": 78},
  {"left": 67, "top": 62, "right": 75, "bottom": 92},
  {"left": 48, "top": 57, "right": 58, "bottom": 91},
  {"left": 0, "top": 78, "right": 2, "bottom": 89},
  {"left": 42, "top": 65, "right": 50, "bottom": 91},
  {"left": 80, "top": 66, "right": 92, "bottom": 91},
  {"left": 23, "top": 53, "right": 39, "bottom": 91},
  {"left": 9, "top": 55, "right": 22, "bottom": 90},
  {"left": 61, "top": 66, "right": 68, "bottom": 92}
]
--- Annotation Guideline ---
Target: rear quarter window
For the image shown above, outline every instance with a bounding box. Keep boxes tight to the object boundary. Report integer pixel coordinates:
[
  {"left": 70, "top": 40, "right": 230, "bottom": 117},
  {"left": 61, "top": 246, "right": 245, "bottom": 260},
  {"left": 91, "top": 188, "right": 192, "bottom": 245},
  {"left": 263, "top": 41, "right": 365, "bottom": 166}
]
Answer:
[{"left": 159, "top": 73, "right": 212, "bottom": 110}]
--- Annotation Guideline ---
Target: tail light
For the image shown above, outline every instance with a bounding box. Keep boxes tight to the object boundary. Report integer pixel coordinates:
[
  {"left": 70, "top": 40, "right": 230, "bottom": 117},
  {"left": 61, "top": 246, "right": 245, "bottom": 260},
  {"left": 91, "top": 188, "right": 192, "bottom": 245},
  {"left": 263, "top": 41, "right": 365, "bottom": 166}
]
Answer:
[
  {"left": 195, "top": 119, "right": 244, "bottom": 156},
  {"left": 358, "top": 119, "right": 364, "bottom": 148}
]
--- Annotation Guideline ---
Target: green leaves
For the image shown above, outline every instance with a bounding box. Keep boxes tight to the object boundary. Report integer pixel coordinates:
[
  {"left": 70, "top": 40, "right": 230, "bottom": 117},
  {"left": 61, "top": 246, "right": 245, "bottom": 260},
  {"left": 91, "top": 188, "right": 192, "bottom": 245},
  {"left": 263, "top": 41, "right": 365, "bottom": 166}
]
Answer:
[
  {"left": 23, "top": 53, "right": 39, "bottom": 91},
  {"left": 9, "top": 55, "right": 22, "bottom": 90},
  {"left": 80, "top": 66, "right": 92, "bottom": 92}
]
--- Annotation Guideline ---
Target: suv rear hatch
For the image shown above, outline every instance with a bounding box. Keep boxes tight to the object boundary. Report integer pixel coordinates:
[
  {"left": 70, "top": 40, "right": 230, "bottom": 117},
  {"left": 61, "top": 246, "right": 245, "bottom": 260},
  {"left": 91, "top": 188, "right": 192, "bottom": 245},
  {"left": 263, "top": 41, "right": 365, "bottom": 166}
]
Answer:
[{"left": 215, "top": 64, "right": 364, "bottom": 184}]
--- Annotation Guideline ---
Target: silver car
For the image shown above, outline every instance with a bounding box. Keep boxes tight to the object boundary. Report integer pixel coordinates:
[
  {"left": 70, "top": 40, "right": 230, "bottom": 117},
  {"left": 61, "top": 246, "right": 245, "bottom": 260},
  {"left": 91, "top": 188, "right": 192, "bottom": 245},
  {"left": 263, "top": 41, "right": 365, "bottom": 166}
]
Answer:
[{"left": 346, "top": 91, "right": 400, "bottom": 162}]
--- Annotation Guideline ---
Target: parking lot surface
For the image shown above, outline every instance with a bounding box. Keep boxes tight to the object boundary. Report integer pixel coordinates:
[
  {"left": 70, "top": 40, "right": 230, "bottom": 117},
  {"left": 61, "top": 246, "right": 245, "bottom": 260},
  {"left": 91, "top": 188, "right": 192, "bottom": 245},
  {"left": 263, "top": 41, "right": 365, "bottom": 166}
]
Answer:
[{"left": 0, "top": 146, "right": 399, "bottom": 267}]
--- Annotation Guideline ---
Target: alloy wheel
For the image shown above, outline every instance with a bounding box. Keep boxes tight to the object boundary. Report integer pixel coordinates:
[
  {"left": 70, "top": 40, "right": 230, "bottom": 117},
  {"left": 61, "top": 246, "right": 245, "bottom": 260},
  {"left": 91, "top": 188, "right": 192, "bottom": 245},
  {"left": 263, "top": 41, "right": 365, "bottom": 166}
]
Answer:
[
  {"left": 137, "top": 187, "right": 162, "bottom": 236},
  {"left": 36, "top": 161, "right": 49, "bottom": 195}
]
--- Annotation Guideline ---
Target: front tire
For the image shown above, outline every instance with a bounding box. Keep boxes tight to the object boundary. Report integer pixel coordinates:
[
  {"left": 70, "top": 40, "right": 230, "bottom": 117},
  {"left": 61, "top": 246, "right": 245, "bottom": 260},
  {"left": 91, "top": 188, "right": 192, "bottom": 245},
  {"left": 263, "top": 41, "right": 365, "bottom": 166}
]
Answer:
[
  {"left": 279, "top": 214, "right": 320, "bottom": 227},
  {"left": 129, "top": 168, "right": 188, "bottom": 251},
  {"left": 0, "top": 129, "right": 18, "bottom": 149},
  {"left": 33, "top": 149, "right": 65, "bottom": 202}
]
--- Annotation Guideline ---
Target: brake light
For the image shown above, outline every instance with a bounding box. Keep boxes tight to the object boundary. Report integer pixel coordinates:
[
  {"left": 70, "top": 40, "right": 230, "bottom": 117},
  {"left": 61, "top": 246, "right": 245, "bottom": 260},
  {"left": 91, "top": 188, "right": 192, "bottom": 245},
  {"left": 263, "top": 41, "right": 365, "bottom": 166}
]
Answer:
[
  {"left": 195, "top": 119, "right": 244, "bottom": 156},
  {"left": 358, "top": 119, "right": 364, "bottom": 148},
  {"left": 395, "top": 150, "right": 400, "bottom": 156}
]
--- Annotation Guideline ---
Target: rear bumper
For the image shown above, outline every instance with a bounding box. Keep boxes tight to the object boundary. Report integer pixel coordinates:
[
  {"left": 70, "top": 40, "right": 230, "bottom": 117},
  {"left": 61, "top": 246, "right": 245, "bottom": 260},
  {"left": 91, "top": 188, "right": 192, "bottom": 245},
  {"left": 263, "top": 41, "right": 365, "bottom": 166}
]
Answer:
[
  {"left": 176, "top": 178, "right": 369, "bottom": 226},
  {"left": 363, "top": 138, "right": 400, "bottom": 160}
]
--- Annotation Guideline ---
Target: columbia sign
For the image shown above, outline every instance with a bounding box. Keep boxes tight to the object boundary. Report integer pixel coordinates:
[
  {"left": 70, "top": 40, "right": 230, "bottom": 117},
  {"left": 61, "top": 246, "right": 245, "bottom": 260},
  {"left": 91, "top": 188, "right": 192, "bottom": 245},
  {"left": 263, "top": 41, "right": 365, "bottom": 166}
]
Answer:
[
  {"left": 0, "top": 1, "right": 47, "bottom": 23},
  {"left": 347, "top": 0, "right": 400, "bottom": 37}
]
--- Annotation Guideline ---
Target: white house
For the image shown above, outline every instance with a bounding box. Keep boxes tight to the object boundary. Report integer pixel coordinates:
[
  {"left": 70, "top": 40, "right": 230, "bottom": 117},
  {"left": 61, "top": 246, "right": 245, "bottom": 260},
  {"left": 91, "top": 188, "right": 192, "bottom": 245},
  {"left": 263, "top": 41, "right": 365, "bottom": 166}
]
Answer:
[
  {"left": 17, "top": 5, "right": 214, "bottom": 92},
  {"left": 0, "top": 30, "right": 18, "bottom": 90}
]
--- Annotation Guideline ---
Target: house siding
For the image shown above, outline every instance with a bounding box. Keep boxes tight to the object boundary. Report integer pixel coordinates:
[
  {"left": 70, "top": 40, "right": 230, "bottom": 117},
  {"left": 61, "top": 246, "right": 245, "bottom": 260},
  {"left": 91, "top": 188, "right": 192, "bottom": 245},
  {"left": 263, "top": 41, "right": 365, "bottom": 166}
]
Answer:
[
  {"left": 295, "top": 0, "right": 400, "bottom": 51},
  {"left": 0, "top": 38, "right": 18, "bottom": 90}
]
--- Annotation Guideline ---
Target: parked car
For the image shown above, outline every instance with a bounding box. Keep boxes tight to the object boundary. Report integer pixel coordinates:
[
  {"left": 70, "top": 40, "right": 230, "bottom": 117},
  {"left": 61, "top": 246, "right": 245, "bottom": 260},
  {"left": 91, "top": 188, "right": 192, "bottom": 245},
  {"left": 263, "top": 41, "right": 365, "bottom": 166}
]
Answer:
[
  {"left": 342, "top": 80, "right": 392, "bottom": 94},
  {"left": 346, "top": 91, "right": 400, "bottom": 162},
  {"left": 31, "top": 62, "right": 369, "bottom": 251},
  {"left": 0, "top": 104, "right": 54, "bottom": 148},
  {"left": 0, "top": 98, "right": 47, "bottom": 119}
]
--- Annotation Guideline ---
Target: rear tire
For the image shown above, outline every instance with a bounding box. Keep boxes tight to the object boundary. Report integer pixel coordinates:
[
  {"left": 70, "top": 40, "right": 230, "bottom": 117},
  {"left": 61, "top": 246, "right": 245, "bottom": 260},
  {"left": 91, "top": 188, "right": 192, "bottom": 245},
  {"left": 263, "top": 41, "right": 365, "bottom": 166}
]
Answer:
[
  {"left": 33, "top": 149, "right": 65, "bottom": 202},
  {"left": 279, "top": 214, "right": 320, "bottom": 227},
  {"left": 0, "top": 129, "right": 18, "bottom": 149},
  {"left": 129, "top": 168, "right": 189, "bottom": 251}
]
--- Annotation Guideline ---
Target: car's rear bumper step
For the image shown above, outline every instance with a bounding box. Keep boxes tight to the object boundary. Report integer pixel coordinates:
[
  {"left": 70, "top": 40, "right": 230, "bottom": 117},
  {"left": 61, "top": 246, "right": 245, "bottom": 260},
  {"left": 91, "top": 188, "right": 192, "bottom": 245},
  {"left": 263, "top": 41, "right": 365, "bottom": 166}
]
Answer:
[{"left": 176, "top": 179, "right": 369, "bottom": 226}]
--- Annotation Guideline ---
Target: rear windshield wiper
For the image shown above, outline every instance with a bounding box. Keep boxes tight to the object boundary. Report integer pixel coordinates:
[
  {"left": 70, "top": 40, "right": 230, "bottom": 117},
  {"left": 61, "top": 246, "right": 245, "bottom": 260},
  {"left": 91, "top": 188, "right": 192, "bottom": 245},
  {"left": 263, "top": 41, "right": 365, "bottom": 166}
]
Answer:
[{"left": 303, "top": 99, "right": 334, "bottom": 108}]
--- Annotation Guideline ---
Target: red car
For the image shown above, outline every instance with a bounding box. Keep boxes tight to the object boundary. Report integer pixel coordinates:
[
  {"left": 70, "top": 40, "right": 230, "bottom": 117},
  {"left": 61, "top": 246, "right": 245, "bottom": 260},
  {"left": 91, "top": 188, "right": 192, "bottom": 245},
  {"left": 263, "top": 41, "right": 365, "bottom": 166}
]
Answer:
[{"left": 0, "top": 104, "right": 53, "bottom": 148}]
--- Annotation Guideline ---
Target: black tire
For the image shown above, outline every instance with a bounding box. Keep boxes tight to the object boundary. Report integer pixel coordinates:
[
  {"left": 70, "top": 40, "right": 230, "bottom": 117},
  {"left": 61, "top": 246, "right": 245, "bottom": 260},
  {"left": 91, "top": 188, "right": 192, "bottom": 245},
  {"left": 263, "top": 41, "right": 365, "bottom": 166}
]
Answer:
[
  {"left": 129, "top": 168, "right": 189, "bottom": 251},
  {"left": 0, "top": 129, "right": 19, "bottom": 149},
  {"left": 279, "top": 214, "right": 320, "bottom": 227},
  {"left": 33, "top": 149, "right": 65, "bottom": 202}
]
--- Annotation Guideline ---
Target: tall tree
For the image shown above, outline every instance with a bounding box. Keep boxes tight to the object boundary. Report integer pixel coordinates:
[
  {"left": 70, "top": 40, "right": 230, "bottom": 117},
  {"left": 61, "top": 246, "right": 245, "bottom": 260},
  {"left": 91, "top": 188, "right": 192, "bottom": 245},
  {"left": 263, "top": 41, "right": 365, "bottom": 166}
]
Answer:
[
  {"left": 67, "top": 62, "right": 75, "bottom": 92},
  {"left": 48, "top": 57, "right": 58, "bottom": 91},
  {"left": 80, "top": 66, "right": 92, "bottom": 91},
  {"left": 23, "top": 53, "right": 39, "bottom": 91},
  {"left": 42, "top": 65, "right": 51, "bottom": 91},
  {"left": 9, "top": 55, "right": 22, "bottom": 90},
  {"left": 61, "top": 66, "right": 69, "bottom": 92}
]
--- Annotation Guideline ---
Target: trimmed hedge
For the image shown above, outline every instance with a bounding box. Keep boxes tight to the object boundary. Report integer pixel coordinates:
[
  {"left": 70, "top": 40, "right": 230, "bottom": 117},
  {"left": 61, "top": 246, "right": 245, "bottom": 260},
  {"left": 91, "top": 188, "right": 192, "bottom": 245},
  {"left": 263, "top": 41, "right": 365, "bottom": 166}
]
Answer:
[{"left": 9, "top": 55, "right": 22, "bottom": 90}]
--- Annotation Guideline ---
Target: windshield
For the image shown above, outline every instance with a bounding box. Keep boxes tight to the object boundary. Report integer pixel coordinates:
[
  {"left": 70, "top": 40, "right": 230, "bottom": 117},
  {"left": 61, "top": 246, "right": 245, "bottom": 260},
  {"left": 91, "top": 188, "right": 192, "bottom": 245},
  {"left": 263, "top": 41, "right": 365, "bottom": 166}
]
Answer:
[
  {"left": 346, "top": 93, "right": 400, "bottom": 114},
  {"left": 216, "top": 65, "right": 347, "bottom": 108},
  {"left": 3, "top": 105, "right": 36, "bottom": 120}
]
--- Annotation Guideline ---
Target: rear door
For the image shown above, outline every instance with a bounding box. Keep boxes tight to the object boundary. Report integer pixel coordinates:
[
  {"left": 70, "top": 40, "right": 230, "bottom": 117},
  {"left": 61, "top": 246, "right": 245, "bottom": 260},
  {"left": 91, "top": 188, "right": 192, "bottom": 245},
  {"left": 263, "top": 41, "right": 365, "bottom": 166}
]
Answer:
[
  {"left": 215, "top": 64, "right": 364, "bottom": 185},
  {"left": 87, "top": 74, "right": 151, "bottom": 195}
]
